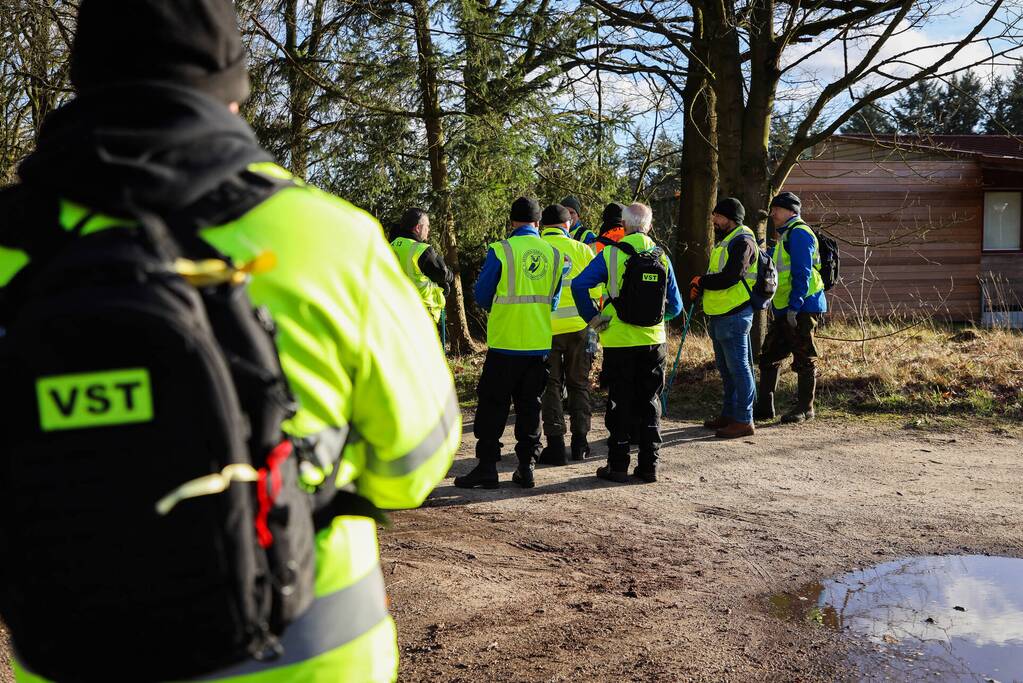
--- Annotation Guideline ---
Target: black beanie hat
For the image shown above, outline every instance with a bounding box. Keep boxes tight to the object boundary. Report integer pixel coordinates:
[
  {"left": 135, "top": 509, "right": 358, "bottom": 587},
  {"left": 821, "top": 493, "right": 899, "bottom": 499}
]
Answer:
[
  {"left": 560, "top": 196, "right": 582, "bottom": 214},
  {"left": 510, "top": 196, "right": 542, "bottom": 223},
  {"left": 770, "top": 191, "right": 801, "bottom": 214},
  {"left": 541, "top": 204, "right": 571, "bottom": 226},
  {"left": 712, "top": 197, "right": 745, "bottom": 225},
  {"left": 71, "top": 0, "right": 251, "bottom": 104},
  {"left": 601, "top": 202, "right": 625, "bottom": 231}
]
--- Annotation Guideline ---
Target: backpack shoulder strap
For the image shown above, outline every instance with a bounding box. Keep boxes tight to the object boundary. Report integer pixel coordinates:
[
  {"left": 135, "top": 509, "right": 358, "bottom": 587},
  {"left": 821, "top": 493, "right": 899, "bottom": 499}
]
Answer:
[{"left": 610, "top": 240, "right": 637, "bottom": 257}]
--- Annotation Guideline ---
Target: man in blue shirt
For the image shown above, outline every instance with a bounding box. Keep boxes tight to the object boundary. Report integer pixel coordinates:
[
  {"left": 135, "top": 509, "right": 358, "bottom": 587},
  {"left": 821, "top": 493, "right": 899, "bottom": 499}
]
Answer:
[
  {"left": 571, "top": 203, "right": 683, "bottom": 483},
  {"left": 454, "top": 197, "right": 567, "bottom": 489},
  {"left": 755, "top": 192, "right": 828, "bottom": 424}
]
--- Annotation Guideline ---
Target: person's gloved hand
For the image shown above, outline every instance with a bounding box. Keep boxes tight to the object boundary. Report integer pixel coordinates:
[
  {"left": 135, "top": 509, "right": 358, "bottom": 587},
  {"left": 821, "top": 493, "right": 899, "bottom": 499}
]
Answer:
[
  {"left": 689, "top": 276, "right": 702, "bottom": 303},
  {"left": 588, "top": 314, "right": 612, "bottom": 332},
  {"left": 786, "top": 309, "right": 798, "bottom": 328}
]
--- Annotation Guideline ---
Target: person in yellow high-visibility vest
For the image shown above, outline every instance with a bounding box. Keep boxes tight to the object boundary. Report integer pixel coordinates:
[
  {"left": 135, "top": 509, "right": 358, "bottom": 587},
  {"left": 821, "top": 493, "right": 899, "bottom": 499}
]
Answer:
[
  {"left": 571, "top": 203, "right": 683, "bottom": 483},
  {"left": 691, "top": 198, "right": 759, "bottom": 440},
  {"left": 755, "top": 191, "right": 827, "bottom": 424},
  {"left": 0, "top": 2, "right": 459, "bottom": 680},
  {"left": 389, "top": 207, "right": 453, "bottom": 340},
  {"left": 454, "top": 197, "right": 566, "bottom": 490},
  {"left": 537, "top": 204, "right": 598, "bottom": 464}
]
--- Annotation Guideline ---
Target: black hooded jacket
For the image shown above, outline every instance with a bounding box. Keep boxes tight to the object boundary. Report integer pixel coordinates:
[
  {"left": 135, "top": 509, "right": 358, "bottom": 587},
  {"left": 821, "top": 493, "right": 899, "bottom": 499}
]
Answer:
[{"left": 2, "top": 83, "right": 271, "bottom": 244}]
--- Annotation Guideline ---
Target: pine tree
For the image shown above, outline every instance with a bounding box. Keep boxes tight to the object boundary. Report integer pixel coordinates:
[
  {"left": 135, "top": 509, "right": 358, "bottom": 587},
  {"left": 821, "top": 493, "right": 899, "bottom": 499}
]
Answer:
[
  {"left": 937, "top": 72, "right": 985, "bottom": 134},
  {"left": 839, "top": 103, "right": 897, "bottom": 136},
  {"left": 893, "top": 80, "right": 944, "bottom": 133},
  {"left": 986, "top": 64, "right": 1023, "bottom": 134}
]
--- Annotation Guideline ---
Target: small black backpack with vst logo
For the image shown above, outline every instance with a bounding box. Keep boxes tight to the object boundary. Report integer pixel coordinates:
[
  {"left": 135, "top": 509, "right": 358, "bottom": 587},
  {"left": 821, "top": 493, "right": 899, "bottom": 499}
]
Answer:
[
  {"left": 606, "top": 241, "right": 668, "bottom": 326},
  {"left": 0, "top": 179, "right": 378, "bottom": 682}
]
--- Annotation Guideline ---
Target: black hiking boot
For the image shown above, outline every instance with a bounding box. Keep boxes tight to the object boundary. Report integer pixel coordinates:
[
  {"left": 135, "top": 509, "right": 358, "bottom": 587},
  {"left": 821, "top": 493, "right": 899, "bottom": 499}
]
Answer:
[
  {"left": 570, "top": 435, "right": 590, "bottom": 461},
  {"left": 781, "top": 372, "right": 816, "bottom": 424},
  {"left": 632, "top": 466, "right": 658, "bottom": 483},
  {"left": 755, "top": 366, "right": 779, "bottom": 421},
  {"left": 753, "top": 393, "right": 776, "bottom": 421},
  {"left": 596, "top": 465, "right": 629, "bottom": 484},
  {"left": 453, "top": 462, "right": 499, "bottom": 489},
  {"left": 512, "top": 464, "right": 535, "bottom": 488},
  {"left": 537, "top": 435, "right": 567, "bottom": 466}
]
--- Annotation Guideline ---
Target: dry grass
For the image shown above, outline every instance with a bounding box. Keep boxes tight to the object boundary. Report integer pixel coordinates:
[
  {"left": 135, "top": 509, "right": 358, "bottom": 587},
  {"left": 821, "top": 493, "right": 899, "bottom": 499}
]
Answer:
[
  {"left": 664, "top": 320, "right": 1023, "bottom": 421},
  {"left": 449, "top": 321, "right": 1023, "bottom": 422}
]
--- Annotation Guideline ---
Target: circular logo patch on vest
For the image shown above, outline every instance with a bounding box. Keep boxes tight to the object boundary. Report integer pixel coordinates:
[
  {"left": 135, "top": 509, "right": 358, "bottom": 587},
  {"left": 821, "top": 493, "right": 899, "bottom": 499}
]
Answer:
[{"left": 522, "top": 249, "right": 550, "bottom": 281}]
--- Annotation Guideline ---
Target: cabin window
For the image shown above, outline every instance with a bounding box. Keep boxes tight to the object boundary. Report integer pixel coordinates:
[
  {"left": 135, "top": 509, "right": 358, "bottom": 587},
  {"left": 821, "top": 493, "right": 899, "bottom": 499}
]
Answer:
[{"left": 983, "top": 191, "right": 1022, "bottom": 251}]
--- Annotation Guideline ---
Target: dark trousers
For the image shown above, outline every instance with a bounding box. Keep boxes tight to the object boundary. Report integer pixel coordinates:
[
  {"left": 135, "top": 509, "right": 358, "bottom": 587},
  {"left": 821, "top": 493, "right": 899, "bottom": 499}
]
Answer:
[
  {"left": 759, "top": 312, "right": 820, "bottom": 374},
  {"left": 603, "top": 344, "right": 666, "bottom": 472},
  {"left": 474, "top": 351, "right": 549, "bottom": 465},
  {"left": 541, "top": 328, "right": 593, "bottom": 439}
]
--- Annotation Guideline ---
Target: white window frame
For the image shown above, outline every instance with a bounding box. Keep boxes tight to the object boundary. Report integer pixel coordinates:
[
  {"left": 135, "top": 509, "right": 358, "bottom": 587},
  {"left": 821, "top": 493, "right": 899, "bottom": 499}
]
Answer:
[{"left": 983, "top": 191, "right": 1023, "bottom": 252}]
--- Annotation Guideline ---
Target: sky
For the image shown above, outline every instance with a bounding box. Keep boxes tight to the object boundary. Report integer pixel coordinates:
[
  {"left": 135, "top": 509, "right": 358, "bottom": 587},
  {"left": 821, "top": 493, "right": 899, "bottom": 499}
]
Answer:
[{"left": 560, "top": 0, "right": 1023, "bottom": 146}]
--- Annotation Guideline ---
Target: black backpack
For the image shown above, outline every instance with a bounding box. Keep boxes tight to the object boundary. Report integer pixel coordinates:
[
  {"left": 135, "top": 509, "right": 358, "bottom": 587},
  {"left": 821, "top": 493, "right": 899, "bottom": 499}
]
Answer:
[
  {"left": 786, "top": 220, "right": 840, "bottom": 291},
  {"left": 0, "top": 180, "right": 380, "bottom": 681},
  {"left": 606, "top": 241, "right": 668, "bottom": 326},
  {"left": 737, "top": 235, "right": 778, "bottom": 310},
  {"left": 816, "top": 230, "right": 841, "bottom": 291}
]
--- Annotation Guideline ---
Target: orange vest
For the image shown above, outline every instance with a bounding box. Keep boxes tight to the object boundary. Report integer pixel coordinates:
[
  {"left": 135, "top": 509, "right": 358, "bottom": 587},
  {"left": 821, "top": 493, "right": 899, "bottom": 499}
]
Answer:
[{"left": 594, "top": 226, "right": 625, "bottom": 254}]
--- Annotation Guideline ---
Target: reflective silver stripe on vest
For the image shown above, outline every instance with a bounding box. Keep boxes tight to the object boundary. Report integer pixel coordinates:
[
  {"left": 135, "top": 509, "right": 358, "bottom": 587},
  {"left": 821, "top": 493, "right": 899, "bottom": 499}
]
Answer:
[
  {"left": 553, "top": 305, "right": 579, "bottom": 319},
  {"left": 775, "top": 223, "right": 820, "bottom": 273},
  {"left": 549, "top": 246, "right": 562, "bottom": 300},
  {"left": 712, "top": 228, "right": 755, "bottom": 273},
  {"left": 498, "top": 240, "right": 517, "bottom": 297},
  {"left": 607, "top": 244, "right": 622, "bottom": 299},
  {"left": 364, "top": 388, "right": 459, "bottom": 477},
  {"left": 493, "top": 240, "right": 557, "bottom": 306},
  {"left": 494, "top": 294, "right": 552, "bottom": 304},
  {"left": 193, "top": 567, "right": 390, "bottom": 679}
]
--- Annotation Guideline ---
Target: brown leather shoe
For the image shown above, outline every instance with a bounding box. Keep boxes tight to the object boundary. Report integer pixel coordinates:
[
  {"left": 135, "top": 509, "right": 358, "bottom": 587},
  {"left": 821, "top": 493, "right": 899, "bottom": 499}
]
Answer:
[
  {"left": 702, "top": 415, "right": 732, "bottom": 430},
  {"left": 715, "top": 421, "right": 755, "bottom": 439}
]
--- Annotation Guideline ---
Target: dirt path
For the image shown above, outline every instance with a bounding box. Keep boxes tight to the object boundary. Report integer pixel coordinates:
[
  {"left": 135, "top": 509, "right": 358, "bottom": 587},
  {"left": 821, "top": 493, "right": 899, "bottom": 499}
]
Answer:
[
  {"left": 0, "top": 417, "right": 1017, "bottom": 682},
  {"left": 384, "top": 415, "right": 1022, "bottom": 682}
]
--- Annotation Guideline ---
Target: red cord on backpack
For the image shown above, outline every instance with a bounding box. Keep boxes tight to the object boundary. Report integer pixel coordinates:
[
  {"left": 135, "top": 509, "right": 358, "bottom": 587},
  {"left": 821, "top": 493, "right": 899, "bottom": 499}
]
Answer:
[{"left": 255, "top": 440, "right": 292, "bottom": 548}]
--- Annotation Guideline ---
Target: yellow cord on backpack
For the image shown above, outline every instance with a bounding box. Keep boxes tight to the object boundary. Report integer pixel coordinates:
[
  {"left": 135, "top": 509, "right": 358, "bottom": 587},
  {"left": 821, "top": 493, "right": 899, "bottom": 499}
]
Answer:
[
  {"left": 174, "top": 251, "right": 277, "bottom": 287},
  {"left": 155, "top": 463, "right": 260, "bottom": 516}
]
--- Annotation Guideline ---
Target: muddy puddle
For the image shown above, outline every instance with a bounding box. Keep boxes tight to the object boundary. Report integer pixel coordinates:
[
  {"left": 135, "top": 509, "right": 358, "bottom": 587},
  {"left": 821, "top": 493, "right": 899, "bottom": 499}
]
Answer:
[{"left": 767, "top": 555, "right": 1023, "bottom": 681}]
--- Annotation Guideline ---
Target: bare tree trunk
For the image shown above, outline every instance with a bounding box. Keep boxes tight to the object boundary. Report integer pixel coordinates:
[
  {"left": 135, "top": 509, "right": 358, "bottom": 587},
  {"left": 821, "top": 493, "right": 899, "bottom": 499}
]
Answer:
[
  {"left": 283, "top": 0, "right": 311, "bottom": 177},
  {"left": 412, "top": 0, "right": 480, "bottom": 354},
  {"left": 707, "top": 0, "right": 743, "bottom": 199},
  {"left": 676, "top": 2, "right": 718, "bottom": 298},
  {"left": 740, "top": 0, "right": 781, "bottom": 357}
]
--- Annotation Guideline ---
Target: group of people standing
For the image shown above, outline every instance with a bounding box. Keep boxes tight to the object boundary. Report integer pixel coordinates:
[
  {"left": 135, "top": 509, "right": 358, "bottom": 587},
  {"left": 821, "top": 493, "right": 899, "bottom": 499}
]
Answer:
[
  {"left": 392, "top": 190, "right": 827, "bottom": 487},
  {"left": 692, "top": 192, "right": 826, "bottom": 439}
]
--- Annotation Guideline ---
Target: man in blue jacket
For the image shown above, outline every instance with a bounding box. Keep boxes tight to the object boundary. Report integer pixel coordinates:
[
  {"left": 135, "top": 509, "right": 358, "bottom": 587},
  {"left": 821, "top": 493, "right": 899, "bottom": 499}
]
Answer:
[
  {"left": 454, "top": 197, "right": 567, "bottom": 489},
  {"left": 755, "top": 192, "right": 827, "bottom": 424}
]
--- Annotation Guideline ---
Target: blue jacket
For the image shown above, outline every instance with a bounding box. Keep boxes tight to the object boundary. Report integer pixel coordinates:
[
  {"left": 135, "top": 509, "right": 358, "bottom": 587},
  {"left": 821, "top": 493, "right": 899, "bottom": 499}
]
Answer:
[
  {"left": 778, "top": 217, "right": 827, "bottom": 314},
  {"left": 571, "top": 242, "right": 683, "bottom": 324},
  {"left": 474, "top": 225, "right": 569, "bottom": 356}
]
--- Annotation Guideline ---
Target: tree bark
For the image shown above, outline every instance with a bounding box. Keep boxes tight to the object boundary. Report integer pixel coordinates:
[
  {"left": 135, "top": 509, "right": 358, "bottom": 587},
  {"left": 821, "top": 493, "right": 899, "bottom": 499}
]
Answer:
[
  {"left": 707, "top": 0, "right": 744, "bottom": 199},
  {"left": 739, "top": 0, "right": 782, "bottom": 357},
  {"left": 412, "top": 0, "right": 481, "bottom": 354},
  {"left": 676, "top": 1, "right": 718, "bottom": 302}
]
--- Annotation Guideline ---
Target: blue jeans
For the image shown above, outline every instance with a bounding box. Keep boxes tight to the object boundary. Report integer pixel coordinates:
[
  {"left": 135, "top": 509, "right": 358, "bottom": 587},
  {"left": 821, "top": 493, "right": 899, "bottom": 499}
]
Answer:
[{"left": 708, "top": 307, "right": 755, "bottom": 424}]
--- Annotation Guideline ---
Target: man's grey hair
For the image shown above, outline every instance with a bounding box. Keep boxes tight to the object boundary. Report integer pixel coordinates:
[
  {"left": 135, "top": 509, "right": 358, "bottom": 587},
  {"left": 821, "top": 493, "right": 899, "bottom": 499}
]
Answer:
[{"left": 623, "top": 202, "right": 653, "bottom": 234}]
